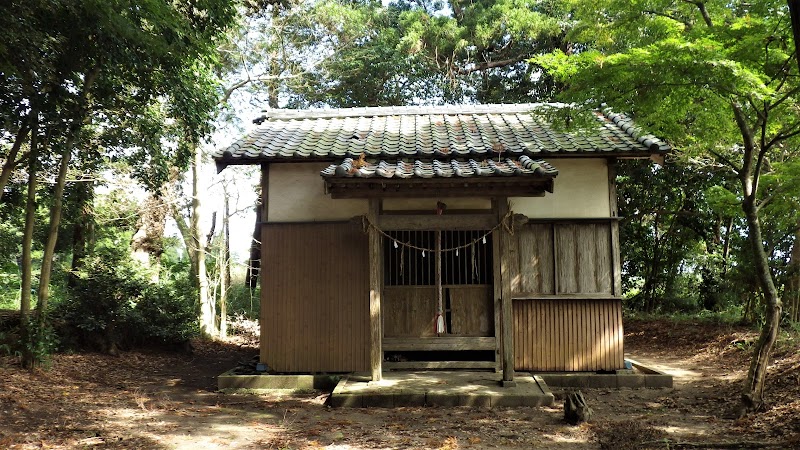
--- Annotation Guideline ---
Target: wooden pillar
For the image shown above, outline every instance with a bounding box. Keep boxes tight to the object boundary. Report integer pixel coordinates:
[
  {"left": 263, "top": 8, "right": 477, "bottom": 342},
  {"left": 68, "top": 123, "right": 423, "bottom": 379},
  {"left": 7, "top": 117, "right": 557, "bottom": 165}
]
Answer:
[
  {"left": 492, "top": 214, "right": 503, "bottom": 373},
  {"left": 368, "top": 198, "right": 383, "bottom": 382},
  {"left": 259, "top": 164, "right": 270, "bottom": 365},
  {"left": 497, "top": 198, "right": 515, "bottom": 385},
  {"left": 608, "top": 159, "right": 622, "bottom": 296}
]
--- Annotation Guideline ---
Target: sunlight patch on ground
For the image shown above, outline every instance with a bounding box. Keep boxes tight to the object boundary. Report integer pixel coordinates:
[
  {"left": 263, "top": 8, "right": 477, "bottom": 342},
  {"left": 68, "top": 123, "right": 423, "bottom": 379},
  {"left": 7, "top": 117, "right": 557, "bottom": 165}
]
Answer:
[{"left": 540, "top": 430, "right": 591, "bottom": 444}]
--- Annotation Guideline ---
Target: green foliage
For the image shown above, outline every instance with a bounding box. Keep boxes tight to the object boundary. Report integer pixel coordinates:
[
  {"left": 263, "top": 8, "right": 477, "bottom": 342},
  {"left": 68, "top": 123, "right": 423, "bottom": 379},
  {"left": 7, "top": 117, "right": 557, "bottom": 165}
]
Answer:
[
  {"left": 226, "top": 281, "right": 260, "bottom": 320},
  {"left": 56, "top": 243, "right": 198, "bottom": 351},
  {"left": 538, "top": 1, "right": 800, "bottom": 324},
  {"left": 235, "top": 0, "right": 571, "bottom": 109},
  {"left": 128, "top": 283, "right": 198, "bottom": 346},
  {"left": 20, "top": 317, "right": 59, "bottom": 368}
]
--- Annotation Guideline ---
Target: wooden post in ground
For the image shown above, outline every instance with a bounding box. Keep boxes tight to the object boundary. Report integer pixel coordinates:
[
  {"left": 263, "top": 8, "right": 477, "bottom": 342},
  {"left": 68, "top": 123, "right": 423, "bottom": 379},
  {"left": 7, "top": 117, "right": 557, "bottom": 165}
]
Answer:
[
  {"left": 368, "top": 199, "right": 383, "bottom": 382},
  {"left": 497, "top": 198, "right": 515, "bottom": 386}
]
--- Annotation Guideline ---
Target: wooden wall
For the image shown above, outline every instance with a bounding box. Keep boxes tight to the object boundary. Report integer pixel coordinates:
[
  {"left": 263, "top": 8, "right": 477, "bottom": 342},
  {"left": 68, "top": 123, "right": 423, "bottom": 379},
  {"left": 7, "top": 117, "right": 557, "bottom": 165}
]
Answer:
[
  {"left": 261, "top": 222, "right": 369, "bottom": 372},
  {"left": 509, "top": 220, "right": 624, "bottom": 371},
  {"left": 510, "top": 222, "right": 614, "bottom": 296},
  {"left": 513, "top": 298, "right": 623, "bottom": 371},
  {"left": 383, "top": 285, "right": 493, "bottom": 338}
]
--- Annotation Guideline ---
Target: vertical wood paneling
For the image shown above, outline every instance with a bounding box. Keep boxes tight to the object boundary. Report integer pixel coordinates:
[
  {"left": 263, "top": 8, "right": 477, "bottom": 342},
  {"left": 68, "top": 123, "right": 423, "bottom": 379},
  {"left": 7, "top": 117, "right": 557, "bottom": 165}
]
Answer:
[
  {"left": 551, "top": 223, "right": 613, "bottom": 295},
  {"left": 383, "top": 287, "right": 436, "bottom": 337},
  {"left": 555, "top": 225, "right": 579, "bottom": 294},
  {"left": 512, "top": 298, "right": 624, "bottom": 371},
  {"left": 261, "top": 223, "right": 369, "bottom": 372},
  {"left": 517, "top": 224, "right": 555, "bottom": 294},
  {"left": 450, "top": 286, "right": 493, "bottom": 336}
]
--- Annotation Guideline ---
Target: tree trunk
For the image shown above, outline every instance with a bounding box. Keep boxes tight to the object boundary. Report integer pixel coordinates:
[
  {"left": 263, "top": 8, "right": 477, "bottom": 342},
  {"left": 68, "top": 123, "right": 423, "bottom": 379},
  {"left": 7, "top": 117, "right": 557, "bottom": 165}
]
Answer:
[
  {"left": 247, "top": 193, "right": 262, "bottom": 289},
  {"left": 0, "top": 122, "right": 30, "bottom": 199},
  {"left": 219, "top": 187, "right": 230, "bottom": 338},
  {"left": 130, "top": 194, "right": 167, "bottom": 281},
  {"left": 784, "top": 225, "right": 800, "bottom": 323},
  {"left": 70, "top": 178, "right": 95, "bottom": 286},
  {"left": 191, "top": 144, "right": 215, "bottom": 336},
  {"left": 36, "top": 67, "right": 98, "bottom": 331},
  {"left": 35, "top": 143, "right": 73, "bottom": 324},
  {"left": 19, "top": 113, "right": 38, "bottom": 370},
  {"left": 740, "top": 194, "right": 782, "bottom": 413}
]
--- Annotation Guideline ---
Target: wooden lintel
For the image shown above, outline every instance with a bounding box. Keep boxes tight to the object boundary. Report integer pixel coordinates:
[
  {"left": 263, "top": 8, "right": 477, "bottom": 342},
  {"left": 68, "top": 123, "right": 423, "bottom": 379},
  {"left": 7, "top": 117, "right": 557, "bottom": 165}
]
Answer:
[
  {"left": 512, "top": 294, "right": 622, "bottom": 301},
  {"left": 377, "top": 214, "right": 496, "bottom": 231},
  {"left": 523, "top": 217, "right": 622, "bottom": 223},
  {"left": 368, "top": 199, "right": 383, "bottom": 381},
  {"left": 382, "top": 337, "right": 496, "bottom": 352}
]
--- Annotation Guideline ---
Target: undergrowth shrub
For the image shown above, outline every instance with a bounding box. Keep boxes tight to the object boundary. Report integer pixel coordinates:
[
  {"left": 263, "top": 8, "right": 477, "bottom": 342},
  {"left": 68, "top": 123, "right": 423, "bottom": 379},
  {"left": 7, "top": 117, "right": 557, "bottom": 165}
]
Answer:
[
  {"left": 128, "top": 281, "right": 198, "bottom": 346},
  {"left": 55, "top": 246, "right": 198, "bottom": 353}
]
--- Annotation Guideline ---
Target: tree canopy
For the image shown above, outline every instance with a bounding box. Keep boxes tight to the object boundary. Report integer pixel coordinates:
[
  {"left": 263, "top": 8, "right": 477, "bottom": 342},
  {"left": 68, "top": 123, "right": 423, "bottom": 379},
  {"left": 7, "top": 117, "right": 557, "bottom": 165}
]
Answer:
[{"left": 535, "top": 0, "right": 800, "bottom": 414}]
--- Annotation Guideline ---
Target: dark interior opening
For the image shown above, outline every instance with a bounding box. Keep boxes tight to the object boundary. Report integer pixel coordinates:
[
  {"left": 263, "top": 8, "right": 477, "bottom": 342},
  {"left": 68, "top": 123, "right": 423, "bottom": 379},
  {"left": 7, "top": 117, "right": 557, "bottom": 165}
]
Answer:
[{"left": 383, "top": 229, "right": 493, "bottom": 286}]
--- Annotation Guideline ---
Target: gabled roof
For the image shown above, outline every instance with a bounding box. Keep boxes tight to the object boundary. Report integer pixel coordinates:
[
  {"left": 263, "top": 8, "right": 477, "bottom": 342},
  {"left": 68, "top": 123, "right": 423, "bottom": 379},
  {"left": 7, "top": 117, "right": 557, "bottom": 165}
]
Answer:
[{"left": 212, "top": 103, "right": 670, "bottom": 171}]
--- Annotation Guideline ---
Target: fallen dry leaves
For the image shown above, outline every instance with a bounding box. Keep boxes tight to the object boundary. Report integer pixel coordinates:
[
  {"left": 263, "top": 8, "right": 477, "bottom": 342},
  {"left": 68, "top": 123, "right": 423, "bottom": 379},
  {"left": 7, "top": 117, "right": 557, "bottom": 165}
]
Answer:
[{"left": 0, "top": 321, "right": 798, "bottom": 448}]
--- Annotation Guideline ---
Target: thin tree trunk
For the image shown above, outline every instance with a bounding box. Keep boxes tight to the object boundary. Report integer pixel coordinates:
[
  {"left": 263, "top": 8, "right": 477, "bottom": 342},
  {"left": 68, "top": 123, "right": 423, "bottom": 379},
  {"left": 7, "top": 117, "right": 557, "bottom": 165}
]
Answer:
[
  {"left": 70, "top": 178, "right": 95, "bottom": 286},
  {"left": 19, "top": 112, "right": 38, "bottom": 369},
  {"left": 0, "top": 122, "right": 30, "bottom": 199},
  {"left": 35, "top": 143, "right": 73, "bottom": 323},
  {"left": 36, "top": 67, "right": 98, "bottom": 327},
  {"left": 740, "top": 195, "right": 782, "bottom": 413},
  {"left": 722, "top": 217, "right": 734, "bottom": 276},
  {"left": 731, "top": 101, "right": 783, "bottom": 415},
  {"left": 247, "top": 193, "right": 261, "bottom": 289},
  {"left": 219, "top": 187, "right": 230, "bottom": 338},
  {"left": 784, "top": 225, "right": 800, "bottom": 323}
]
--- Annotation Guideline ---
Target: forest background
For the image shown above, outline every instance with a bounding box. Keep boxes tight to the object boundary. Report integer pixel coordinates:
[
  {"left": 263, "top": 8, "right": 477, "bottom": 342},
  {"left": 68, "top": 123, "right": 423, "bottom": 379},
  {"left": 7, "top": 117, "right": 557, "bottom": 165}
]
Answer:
[{"left": 1, "top": 0, "right": 799, "bottom": 415}]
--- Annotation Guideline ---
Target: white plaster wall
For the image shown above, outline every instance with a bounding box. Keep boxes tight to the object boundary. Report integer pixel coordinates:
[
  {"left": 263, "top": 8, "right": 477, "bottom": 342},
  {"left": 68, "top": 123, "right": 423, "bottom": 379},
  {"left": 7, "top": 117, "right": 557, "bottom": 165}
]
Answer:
[
  {"left": 268, "top": 162, "right": 368, "bottom": 222},
  {"left": 382, "top": 198, "right": 492, "bottom": 211},
  {"left": 510, "top": 158, "right": 611, "bottom": 218}
]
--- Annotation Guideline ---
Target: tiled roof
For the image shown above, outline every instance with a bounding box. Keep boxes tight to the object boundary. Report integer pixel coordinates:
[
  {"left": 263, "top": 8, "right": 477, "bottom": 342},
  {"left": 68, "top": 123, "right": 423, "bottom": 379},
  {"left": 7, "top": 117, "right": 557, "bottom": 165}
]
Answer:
[
  {"left": 321, "top": 156, "right": 558, "bottom": 179},
  {"left": 213, "top": 103, "right": 670, "bottom": 170}
]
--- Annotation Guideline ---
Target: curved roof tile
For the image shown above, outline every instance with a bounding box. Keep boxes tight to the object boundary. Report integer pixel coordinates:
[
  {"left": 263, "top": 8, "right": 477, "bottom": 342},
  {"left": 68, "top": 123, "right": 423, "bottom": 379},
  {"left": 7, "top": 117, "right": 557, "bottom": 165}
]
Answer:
[{"left": 214, "top": 103, "right": 670, "bottom": 170}]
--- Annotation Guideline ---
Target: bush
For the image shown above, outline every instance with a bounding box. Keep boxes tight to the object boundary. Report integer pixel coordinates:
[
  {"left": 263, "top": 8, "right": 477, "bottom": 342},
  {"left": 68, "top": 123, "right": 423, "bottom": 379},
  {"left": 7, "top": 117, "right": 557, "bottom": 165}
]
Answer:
[
  {"left": 128, "top": 282, "right": 198, "bottom": 346},
  {"left": 55, "top": 246, "right": 198, "bottom": 353}
]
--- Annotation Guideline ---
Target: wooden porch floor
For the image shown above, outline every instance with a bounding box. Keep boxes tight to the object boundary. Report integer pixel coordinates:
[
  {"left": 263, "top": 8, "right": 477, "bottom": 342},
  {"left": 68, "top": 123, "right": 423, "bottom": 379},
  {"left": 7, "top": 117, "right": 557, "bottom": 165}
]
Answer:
[{"left": 330, "top": 371, "right": 554, "bottom": 408}]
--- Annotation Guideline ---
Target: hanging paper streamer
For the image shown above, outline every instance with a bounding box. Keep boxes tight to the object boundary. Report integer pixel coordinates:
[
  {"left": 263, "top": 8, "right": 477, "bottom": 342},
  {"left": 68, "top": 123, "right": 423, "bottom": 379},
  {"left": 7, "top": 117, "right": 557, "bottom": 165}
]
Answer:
[
  {"left": 482, "top": 235, "right": 487, "bottom": 244},
  {"left": 455, "top": 248, "right": 459, "bottom": 256},
  {"left": 422, "top": 251, "right": 426, "bottom": 258},
  {"left": 472, "top": 243, "right": 479, "bottom": 280},
  {"left": 400, "top": 246, "right": 405, "bottom": 279},
  {"left": 393, "top": 240, "right": 399, "bottom": 249},
  {"left": 436, "top": 314, "right": 445, "bottom": 334}
]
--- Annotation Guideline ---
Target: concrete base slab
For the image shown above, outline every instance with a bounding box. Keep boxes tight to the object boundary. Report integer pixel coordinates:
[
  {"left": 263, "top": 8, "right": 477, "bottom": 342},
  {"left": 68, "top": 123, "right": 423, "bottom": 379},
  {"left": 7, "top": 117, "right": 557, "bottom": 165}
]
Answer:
[
  {"left": 331, "top": 371, "right": 554, "bottom": 408},
  {"left": 217, "top": 370, "right": 341, "bottom": 392},
  {"left": 537, "top": 359, "right": 673, "bottom": 389}
]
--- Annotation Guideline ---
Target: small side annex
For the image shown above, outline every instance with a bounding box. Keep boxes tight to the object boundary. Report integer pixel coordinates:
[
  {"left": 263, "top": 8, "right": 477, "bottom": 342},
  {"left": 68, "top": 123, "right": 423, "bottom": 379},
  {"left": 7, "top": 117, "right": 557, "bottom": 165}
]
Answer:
[{"left": 213, "top": 103, "right": 669, "bottom": 383}]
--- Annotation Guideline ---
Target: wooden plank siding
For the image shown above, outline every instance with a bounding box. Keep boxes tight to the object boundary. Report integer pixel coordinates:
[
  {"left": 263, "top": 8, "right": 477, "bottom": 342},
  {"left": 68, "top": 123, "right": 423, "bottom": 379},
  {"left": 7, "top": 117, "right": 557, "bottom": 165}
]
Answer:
[
  {"left": 261, "top": 222, "right": 369, "bottom": 372},
  {"left": 449, "top": 285, "right": 493, "bottom": 336},
  {"left": 509, "top": 220, "right": 623, "bottom": 371},
  {"left": 383, "top": 287, "right": 437, "bottom": 337},
  {"left": 513, "top": 298, "right": 623, "bottom": 371},
  {"left": 511, "top": 222, "right": 614, "bottom": 297}
]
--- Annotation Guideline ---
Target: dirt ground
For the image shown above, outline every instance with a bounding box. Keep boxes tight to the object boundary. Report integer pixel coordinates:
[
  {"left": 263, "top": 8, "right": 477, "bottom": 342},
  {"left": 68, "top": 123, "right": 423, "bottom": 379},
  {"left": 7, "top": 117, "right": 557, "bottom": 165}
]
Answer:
[{"left": 2, "top": 319, "right": 800, "bottom": 449}]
